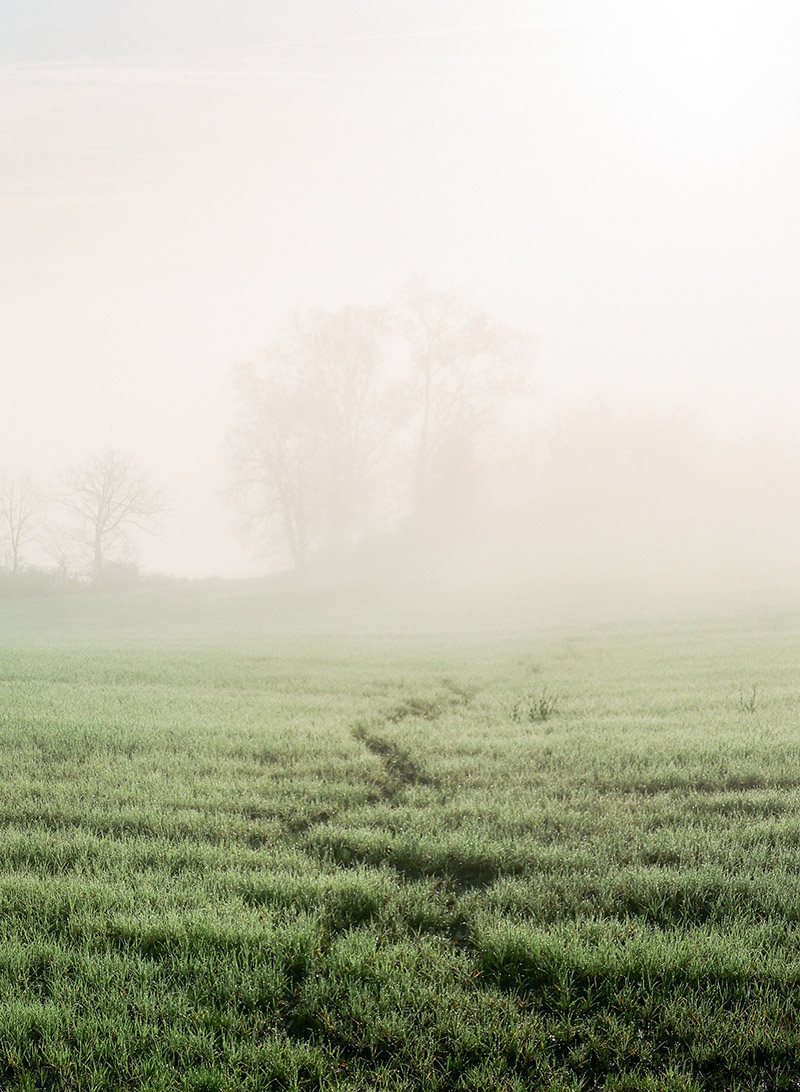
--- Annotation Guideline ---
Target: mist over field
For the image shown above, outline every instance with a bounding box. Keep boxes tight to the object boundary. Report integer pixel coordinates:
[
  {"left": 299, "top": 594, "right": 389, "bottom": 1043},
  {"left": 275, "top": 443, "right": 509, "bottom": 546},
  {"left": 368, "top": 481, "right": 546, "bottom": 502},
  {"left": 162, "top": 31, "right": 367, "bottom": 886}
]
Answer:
[
  {"left": 2, "top": 0, "right": 799, "bottom": 604},
  {"left": 5, "top": 9, "right": 800, "bottom": 1089}
]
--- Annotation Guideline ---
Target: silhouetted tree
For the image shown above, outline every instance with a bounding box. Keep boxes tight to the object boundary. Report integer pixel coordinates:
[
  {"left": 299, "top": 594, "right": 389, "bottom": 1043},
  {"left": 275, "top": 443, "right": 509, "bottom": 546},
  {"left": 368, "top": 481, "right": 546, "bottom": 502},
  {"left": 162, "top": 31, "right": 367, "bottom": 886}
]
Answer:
[
  {"left": 60, "top": 450, "right": 167, "bottom": 582},
  {"left": 228, "top": 285, "right": 533, "bottom": 569},
  {"left": 396, "top": 279, "right": 533, "bottom": 522},
  {"left": 229, "top": 305, "right": 392, "bottom": 567}
]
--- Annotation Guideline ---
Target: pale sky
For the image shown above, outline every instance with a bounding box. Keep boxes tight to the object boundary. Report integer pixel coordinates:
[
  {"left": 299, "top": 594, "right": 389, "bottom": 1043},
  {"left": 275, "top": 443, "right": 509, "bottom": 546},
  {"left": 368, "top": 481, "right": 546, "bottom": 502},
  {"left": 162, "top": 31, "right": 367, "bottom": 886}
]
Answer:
[{"left": 2, "top": 1, "right": 799, "bottom": 576}]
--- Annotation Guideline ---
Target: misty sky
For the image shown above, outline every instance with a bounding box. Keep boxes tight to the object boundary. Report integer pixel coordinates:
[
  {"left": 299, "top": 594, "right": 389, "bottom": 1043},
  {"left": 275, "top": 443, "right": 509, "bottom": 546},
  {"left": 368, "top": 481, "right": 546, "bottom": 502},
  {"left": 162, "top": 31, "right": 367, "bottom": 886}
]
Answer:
[{"left": 2, "top": 1, "right": 799, "bottom": 577}]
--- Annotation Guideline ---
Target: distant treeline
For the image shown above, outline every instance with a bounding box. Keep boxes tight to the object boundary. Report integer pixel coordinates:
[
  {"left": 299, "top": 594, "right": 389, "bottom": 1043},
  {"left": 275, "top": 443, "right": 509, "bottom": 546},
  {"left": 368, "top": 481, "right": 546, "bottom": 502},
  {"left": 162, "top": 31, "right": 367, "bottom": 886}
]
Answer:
[
  {"left": 227, "top": 282, "right": 800, "bottom": 585},
  {"left": 7, "top": 285, "right": 800, "bottom": 592}
]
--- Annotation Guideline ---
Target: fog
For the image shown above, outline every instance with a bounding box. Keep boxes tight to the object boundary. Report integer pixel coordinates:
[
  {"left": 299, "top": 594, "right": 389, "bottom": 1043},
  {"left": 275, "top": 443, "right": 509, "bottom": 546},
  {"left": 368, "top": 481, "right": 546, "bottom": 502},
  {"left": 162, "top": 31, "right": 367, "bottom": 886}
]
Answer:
[{"left": 2, "top": 1, "right": 799, "bottom": 601}]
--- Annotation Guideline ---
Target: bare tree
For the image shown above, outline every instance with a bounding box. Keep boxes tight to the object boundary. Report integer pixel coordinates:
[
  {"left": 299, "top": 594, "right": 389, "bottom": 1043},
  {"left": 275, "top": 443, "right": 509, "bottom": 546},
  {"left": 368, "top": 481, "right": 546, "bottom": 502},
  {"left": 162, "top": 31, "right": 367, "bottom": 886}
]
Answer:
[
  {"left": 228, "top": 286, "right": 534, "bottom": 569},
  {"left": 396, "top": 278, "right": 533, "bottom": 523},
  {"left": 38, "top": 522, "right": 83, "bottom": 583},
  {"left": 0, "top": 472, "right": 44, "bottom": 573},
  {"left": 229, "top": 365, "right": 315, "bottom": 569},
  {"left": 229, "top": 305, "right": 392, "bottom": 567},
  {"left": 60, "top": 450, "right": 168, "bottom": 582}
]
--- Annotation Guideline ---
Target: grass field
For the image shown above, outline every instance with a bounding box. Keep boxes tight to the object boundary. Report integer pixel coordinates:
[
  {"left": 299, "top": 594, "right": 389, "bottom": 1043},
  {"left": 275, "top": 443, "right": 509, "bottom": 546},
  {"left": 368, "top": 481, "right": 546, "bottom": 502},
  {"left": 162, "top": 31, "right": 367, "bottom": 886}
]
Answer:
[{"left": 0, "top": 579, "right": 798, "bottom": 1090}]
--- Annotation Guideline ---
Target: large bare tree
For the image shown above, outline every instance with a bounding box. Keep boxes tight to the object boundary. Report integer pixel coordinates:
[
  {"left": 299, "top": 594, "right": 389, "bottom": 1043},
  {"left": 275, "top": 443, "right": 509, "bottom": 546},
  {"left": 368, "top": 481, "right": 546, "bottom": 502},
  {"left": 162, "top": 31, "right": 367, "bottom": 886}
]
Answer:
[
  {"left": 228, "top": 285, "right": 533, "bottom": 569},
  {"left": 229, "top": 305, "right": 392, "bottom": 568},
  {"left": 60, "top": 450, "right": 168, "bottom": 582},
  {"left": 396, "top": 279, "right": 533, "bottom": 525}
]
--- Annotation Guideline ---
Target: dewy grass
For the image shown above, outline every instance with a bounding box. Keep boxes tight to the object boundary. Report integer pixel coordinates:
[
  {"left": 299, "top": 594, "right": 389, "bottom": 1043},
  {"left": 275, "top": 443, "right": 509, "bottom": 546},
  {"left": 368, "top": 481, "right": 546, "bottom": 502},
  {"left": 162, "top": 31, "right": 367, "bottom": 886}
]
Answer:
[{"left": 0, "top": 585, "right": 797, "bottom": 1087}]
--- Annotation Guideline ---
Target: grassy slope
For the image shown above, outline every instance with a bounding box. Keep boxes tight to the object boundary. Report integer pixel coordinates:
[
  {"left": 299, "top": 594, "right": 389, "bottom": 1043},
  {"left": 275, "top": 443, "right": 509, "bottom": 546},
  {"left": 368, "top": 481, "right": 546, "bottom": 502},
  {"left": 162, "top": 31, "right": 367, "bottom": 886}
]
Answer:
[{"left": 0, "top": 581, "right": 797, "bottom": 1089}]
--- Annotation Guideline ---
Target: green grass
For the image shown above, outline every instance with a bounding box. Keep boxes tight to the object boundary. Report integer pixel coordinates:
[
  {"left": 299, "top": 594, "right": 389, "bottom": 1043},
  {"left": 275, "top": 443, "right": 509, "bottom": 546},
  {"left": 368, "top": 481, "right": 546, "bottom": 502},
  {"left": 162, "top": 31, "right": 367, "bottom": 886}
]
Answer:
[{"left": 0, "top": 581, "right": 797, "bottom": 1088}]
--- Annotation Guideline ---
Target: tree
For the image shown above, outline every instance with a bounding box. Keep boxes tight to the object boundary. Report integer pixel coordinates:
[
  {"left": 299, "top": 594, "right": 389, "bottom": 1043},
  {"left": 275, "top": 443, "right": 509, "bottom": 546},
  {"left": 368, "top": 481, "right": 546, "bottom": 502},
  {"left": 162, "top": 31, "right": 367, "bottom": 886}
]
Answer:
[
  {"left": 0, "top": 472, "right": 44, "bottom": 573},
  {"left": 228, "top": 285, "right": 534, "bottom": 570},
  {"left": 38, "top": 522, "right": 83, "bottom": 583},
  {"left": 229, "top": 305, "right": 392, "bottom": 568},
  {"left": 396, "top": 279, "right": 533, "bottom": 526},
  {"left": 60, "top": 450, "right": 168, "bottom": 582}
]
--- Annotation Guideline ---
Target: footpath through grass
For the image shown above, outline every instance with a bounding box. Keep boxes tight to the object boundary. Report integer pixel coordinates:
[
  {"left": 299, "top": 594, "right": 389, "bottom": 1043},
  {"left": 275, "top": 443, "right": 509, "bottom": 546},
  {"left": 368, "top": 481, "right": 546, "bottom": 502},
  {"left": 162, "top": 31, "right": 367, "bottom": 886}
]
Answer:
[{"left": 0, "top": 582, "right": 798, "bottom": 1090}]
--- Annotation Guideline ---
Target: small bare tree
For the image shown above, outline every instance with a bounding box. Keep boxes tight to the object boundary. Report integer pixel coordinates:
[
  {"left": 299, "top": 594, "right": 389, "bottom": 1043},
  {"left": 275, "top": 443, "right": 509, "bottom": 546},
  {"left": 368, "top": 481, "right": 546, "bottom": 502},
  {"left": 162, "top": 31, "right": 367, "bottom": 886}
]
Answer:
[
  {"left": 0, "top": 472, "right": 44, "bottom": 573},
  {"left": 60, "top": 450, "right": 168, "bottom": 582},
  {"left": 38, "top": 522, "right": 84, "bottom": 583}
]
